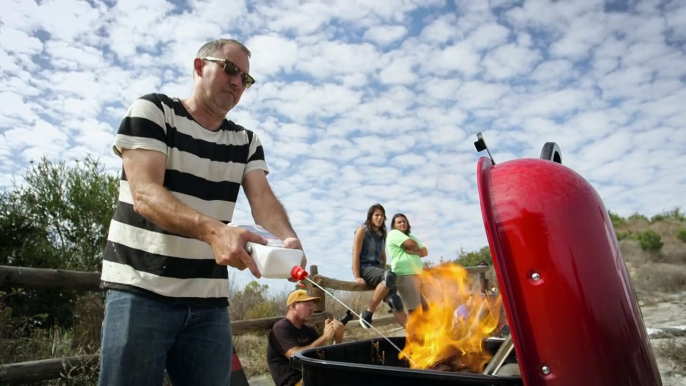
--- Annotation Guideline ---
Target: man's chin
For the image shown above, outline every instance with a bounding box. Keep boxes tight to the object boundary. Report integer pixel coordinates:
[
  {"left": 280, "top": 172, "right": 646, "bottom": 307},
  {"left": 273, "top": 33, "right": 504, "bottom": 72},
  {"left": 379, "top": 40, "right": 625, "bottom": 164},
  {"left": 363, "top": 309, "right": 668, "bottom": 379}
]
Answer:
[{"left": 214, "top": 97, "right": 236, "bottom": 112}]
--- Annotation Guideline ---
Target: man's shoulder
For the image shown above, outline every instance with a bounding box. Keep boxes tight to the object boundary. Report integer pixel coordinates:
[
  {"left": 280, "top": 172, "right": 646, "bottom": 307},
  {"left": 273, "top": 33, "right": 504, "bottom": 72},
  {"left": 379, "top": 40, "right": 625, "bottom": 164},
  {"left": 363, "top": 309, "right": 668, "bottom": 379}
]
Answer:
[
  {"left": 126, "top": 93, "right": 180, "bottom": 119},
  {"left": 134, "top": 93, "right": 176, "bottom": 107},
  {"left": 223, "top": 119, "right": 253, "bottom": 134},
  {"left": 271, "top": 317, "right": 291, "bottom": 331},
  {"left": 273, "top": 317, "right": 288, "bottom": 326}
]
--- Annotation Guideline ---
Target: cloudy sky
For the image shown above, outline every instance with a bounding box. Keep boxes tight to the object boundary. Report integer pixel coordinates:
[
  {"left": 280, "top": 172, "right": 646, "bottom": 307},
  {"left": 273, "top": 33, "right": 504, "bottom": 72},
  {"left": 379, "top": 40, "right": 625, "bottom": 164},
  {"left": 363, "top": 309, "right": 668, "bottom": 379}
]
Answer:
[{"left": 1, "top": 0, "right": 685, "bottom": 293}]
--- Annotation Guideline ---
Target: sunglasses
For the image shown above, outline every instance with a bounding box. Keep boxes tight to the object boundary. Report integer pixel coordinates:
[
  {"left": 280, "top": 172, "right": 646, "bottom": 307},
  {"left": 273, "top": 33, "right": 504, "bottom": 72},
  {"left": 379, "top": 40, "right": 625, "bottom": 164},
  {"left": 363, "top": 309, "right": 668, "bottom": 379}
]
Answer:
[{"left": 203, "top": 56, "right": 256, "bottom": 89}]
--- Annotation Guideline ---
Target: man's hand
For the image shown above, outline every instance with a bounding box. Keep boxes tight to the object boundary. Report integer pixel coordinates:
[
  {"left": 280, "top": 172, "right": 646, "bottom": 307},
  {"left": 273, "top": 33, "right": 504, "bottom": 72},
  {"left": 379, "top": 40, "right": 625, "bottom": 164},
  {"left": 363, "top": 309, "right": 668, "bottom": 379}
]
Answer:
[
  {"left": 207, "top": 226, "right": 267, "bottom": 278},
  {"left": 326, "top": 318, "right": 345, "bottom": 343},
  {"left": 355, "top": 277, "right": 366, "bottom": 286},
  {"left": 323, "top": 319, "right": 339, "bottom": 340},
  {"left": 283, "top": 237, "right": 306, "bottom": 281}
]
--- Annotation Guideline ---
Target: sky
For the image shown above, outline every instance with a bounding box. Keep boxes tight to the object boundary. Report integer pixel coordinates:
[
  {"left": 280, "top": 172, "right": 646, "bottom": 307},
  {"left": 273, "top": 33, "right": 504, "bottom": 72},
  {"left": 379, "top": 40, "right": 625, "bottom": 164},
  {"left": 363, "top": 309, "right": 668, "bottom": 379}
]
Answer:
[{"left": 1, "top": 0, "right": 685, "bottom": 294}]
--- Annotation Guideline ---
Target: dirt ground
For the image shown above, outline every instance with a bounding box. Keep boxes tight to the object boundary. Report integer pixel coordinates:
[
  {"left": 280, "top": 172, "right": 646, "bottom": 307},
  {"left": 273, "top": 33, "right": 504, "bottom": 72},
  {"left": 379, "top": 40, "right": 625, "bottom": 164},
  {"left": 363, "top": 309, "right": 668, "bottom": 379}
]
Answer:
[{"left": 641, "top": 291, "right": 686, "bottom": 386}]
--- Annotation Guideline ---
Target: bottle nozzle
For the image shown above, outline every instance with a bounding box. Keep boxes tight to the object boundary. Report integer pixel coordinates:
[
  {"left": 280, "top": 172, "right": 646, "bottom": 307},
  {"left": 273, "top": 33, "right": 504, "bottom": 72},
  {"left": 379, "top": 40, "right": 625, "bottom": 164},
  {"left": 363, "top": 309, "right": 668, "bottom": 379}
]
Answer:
[
  {"left": 291, "top": 266, "right": 308, "bottom": 281},
  {"left": 337, "top": 310, "right": 354, "bottom": 325}
]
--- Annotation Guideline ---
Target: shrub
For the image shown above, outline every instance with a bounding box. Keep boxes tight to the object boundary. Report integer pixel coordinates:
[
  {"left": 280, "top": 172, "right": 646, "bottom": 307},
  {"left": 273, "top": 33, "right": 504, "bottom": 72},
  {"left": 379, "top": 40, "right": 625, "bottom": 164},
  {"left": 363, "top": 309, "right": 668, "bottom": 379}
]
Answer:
[
  {"left": 651, "top": 214, "right": 666, "bottom": 222},
  {"left": 246, "top": 301, "right": 279, "bottom": 320},
  {"left": 651, "top": 207, "right": 686, "bottom": 223},
  {"left": 667, "top": 207, "right": 686, "bottom": 221},
  {"left": 230, "top": 281, "right": 275, "bottom": 320},
  {"left": 628, "top": 213, "right": 648, "bottom": 221},
  {"left": 455, "top": 246, "right": 493, "bottom": 267},
  {"left": 638, "top": 230, "right": 663, "bottom": 252},
  {"left": 608, "top": 211, "right": 626, "bottom": 228},
  {"left": 677, "top": 229, "right": 686, "bottom": 243},
  {"left": 616, "top": 231, "right": 632, "bottom": 241}
]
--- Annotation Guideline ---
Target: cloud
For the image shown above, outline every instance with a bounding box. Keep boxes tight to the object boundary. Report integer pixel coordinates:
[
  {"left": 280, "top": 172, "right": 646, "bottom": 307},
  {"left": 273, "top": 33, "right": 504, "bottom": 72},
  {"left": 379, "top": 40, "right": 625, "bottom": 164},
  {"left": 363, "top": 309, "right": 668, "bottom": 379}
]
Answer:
[
  {"left": 0, "top": 92, "right": 36, "bottom": 126},
  {"left": 0, "top": 26, "right": 43, "bottom": 55},
  {"left": 296, "top": 41, "right": 381, "bottom": 80},
  {"left": 246, "top": 34, "right": 299, "bottom": 76},
  {"left": 363, "top": 25, "right": 407, "bottom": 46},
  {"left": 423, "top": 41, "right": 482, "bottom": 77}
]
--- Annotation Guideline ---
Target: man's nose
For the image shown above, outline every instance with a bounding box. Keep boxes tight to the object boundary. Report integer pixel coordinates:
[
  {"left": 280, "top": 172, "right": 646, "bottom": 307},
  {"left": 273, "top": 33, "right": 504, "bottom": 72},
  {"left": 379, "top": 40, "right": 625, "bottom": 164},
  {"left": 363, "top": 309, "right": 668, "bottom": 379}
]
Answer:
[{"left": 229, "top": 74, "right": 243, "bottom": 89}]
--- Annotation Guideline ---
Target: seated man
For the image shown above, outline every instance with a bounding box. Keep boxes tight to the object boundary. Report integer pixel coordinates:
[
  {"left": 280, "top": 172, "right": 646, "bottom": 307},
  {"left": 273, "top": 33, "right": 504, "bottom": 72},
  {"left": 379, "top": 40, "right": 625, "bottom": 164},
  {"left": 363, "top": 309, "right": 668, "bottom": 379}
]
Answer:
[{"left": 267, "top": 290, "right": 345, "bottom": 386}]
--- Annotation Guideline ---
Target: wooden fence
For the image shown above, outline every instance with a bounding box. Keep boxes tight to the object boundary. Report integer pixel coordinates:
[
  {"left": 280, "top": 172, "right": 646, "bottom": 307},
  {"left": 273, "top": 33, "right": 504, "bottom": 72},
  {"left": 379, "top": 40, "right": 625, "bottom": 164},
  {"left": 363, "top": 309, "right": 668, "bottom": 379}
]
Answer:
[{"left": 0, "top": 263, "right": 490, "bottom": 384}]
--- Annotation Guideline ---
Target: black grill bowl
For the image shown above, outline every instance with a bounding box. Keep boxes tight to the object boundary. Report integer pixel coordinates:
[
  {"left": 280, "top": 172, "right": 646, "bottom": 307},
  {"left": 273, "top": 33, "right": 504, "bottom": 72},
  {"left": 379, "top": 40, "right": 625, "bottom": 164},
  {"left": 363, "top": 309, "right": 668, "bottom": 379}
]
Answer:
[{"left": 291, "top": 336, "right": 523, "bottom": 386}]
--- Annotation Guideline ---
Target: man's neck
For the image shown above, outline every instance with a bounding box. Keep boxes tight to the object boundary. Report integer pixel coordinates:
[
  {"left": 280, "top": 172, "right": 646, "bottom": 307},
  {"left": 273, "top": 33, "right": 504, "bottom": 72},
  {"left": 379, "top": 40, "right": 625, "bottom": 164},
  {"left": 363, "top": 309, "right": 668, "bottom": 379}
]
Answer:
[
  {"left": 286, "top": 313, "right": 304, "bottom": 329},
  {"left": 181, "top": 95, "right": 226, "bottom": 132}
]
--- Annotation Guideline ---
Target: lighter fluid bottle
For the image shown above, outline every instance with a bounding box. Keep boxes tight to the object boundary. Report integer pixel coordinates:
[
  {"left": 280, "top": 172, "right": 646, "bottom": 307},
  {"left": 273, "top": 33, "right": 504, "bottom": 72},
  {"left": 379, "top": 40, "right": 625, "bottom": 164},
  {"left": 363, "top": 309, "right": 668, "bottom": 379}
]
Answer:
[{"left": 228, "top": 224, "right": 305, "bottom": 279}]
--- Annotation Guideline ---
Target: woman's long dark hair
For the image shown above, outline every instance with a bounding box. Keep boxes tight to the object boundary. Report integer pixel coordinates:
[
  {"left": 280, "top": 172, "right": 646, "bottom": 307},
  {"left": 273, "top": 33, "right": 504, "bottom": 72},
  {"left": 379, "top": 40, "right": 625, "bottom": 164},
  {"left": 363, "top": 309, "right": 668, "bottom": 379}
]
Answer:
[
  {"left": 391, "top": 213, "right": 411, "bottom": 235},
  {"left": 365, "top": 203, "right": 387, "bottom": 239}
]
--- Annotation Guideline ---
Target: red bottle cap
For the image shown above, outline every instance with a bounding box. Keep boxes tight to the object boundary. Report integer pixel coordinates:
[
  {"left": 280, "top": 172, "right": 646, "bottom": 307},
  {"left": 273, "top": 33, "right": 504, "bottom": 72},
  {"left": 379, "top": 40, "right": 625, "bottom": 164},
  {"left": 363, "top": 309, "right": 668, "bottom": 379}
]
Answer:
[{"left": 291, "top": 266, "right": 308, "bottom": 281}]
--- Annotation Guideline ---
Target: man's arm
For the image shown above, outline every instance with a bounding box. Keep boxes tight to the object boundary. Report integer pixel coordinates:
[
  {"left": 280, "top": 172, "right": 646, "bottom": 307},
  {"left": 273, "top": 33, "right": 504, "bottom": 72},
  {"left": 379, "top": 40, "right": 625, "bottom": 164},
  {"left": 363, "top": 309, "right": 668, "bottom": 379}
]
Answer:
[
  {"left": 284, "top": 334, "right": 331, "bottom": 359},
  {"left": 122, "top": 149, "right": 266, "bottom": 276},
  {"left": 242, "top": 169, "right": 306, "bottom": 272},
  {"left": 401, "top": 239, "right": 428, "bottom": 257},
  {"left": 242, "top": 170, "right": 297, "bottom": 240},
  {"left": 123, "top": 149, "right": 219, "bottom": 241},
  {"left": 283, "top": 321, "right": 342, "bottom": 358}
]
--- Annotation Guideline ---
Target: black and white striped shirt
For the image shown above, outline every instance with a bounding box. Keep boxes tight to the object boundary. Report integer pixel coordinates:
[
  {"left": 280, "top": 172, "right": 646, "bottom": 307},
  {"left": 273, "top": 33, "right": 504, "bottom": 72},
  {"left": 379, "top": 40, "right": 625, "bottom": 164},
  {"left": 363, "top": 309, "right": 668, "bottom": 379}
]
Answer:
[{"left": 101, "top": 93, "right": 268, "bottom": 307}]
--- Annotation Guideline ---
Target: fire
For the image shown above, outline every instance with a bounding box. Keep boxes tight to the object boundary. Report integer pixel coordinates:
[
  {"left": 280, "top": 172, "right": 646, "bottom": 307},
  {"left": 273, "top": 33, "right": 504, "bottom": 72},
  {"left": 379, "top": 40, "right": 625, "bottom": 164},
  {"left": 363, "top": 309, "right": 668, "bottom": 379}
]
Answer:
[{"left": 401, "top": 263, "right": 503, "bottom": 373}]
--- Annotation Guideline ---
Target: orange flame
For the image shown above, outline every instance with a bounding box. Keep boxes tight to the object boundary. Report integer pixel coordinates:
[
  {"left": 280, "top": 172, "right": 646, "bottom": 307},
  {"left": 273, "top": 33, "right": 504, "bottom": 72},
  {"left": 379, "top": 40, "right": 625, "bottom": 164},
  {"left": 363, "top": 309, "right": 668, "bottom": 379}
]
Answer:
[{"left": 401, "top": 263, "right": 503, "bottom": 372}]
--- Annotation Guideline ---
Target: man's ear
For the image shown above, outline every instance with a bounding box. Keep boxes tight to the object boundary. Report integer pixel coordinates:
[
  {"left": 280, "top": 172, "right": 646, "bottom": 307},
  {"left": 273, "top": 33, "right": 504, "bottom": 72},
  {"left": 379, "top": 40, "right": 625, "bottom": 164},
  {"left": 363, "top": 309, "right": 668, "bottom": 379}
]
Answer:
[{"left": 193, "top": 58, "right": 204, "bottom": 77}]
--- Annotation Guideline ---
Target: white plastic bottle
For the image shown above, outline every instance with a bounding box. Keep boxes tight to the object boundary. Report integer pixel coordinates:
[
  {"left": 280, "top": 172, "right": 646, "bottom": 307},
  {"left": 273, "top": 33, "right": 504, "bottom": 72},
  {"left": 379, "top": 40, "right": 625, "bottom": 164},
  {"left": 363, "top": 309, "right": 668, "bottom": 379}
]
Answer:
[{"left": 228, "top": 224, "right": 304, "bottom": 279}]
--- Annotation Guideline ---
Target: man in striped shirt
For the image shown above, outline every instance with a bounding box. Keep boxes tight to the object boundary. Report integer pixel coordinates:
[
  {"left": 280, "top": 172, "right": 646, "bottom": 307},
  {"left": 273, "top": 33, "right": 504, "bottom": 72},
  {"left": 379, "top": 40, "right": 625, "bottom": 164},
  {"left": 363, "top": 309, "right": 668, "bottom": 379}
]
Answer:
[{"left": 98, "top": 38, "right": 304, "bottom": 386}]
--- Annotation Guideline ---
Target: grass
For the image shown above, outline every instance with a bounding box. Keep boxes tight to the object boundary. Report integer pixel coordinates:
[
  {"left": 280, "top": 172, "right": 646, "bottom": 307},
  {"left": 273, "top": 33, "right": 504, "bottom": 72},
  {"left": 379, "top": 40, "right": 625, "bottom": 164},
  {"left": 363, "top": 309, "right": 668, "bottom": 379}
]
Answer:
[
  {"left": 658, "top": 339, "right": 686, "bottom": 374},
  {"left": 233, "top": 333, "right": 271, "bottom": 379},
  {"left": 634, "top": 263, "right": 686, "bottom": 294}
]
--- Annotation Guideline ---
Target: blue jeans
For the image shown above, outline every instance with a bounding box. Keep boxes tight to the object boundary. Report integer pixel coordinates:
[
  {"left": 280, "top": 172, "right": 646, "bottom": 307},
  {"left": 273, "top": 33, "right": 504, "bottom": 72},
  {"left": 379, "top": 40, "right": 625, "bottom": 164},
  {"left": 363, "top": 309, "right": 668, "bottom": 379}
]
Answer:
[{"left": 98, "top": 289, "right": 233, "bottom": 386}]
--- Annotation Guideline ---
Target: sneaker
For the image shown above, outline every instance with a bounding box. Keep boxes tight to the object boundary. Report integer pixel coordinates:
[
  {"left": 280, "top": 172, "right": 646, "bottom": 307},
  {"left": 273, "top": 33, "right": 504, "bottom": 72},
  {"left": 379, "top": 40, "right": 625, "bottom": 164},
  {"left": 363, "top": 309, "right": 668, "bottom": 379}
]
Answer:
[{"left": 360, "top": 310, "right": 373, "bottom": 330}]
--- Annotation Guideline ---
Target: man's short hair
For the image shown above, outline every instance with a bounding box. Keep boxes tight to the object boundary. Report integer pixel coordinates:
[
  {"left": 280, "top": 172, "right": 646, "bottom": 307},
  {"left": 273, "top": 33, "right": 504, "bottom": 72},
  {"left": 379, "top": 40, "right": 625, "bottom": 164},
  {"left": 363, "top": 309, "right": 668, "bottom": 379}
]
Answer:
[{"left": 196, "top": 38, "right": 251, "bottom": 59}]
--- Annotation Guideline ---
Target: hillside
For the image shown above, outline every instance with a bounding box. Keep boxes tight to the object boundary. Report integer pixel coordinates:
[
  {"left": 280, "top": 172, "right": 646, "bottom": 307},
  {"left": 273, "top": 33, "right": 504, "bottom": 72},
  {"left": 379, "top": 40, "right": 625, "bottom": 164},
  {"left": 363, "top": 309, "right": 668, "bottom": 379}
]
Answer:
[
  {"left": 612, "top": 210, "right": 686, "bottom": 294},
  {"left": 609, "top": 210, "right": 686, "bottom": 385}
]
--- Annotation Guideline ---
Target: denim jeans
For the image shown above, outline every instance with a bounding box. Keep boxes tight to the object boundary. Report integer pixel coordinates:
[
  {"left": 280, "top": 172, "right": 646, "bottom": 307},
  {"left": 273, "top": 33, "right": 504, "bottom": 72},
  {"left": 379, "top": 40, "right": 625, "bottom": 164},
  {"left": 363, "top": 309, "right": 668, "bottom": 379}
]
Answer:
[{"left": 98, "top": 289, "right": 233, "bottom": 386}]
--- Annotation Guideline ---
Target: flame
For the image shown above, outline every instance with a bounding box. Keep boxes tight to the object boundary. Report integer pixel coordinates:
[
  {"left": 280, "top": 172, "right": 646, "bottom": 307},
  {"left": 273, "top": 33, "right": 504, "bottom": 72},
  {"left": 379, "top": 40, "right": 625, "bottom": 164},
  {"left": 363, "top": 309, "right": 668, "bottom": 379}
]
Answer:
[{"left": 401, "top": 263, "right": 503, "bottom": 372}]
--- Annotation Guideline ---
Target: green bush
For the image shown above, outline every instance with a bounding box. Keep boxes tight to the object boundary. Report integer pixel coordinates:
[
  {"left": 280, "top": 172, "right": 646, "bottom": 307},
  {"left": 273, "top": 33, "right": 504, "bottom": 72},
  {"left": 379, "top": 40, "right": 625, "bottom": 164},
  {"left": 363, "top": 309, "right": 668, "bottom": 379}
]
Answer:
[
  {"left": 677, "top": 229, "right": 686, "bottom": 243},
  {"left": 0, "top": 156, "right": 117, "bottom": 330},
  {"left": 246, "top": 301, "right": 279, "bottom": 319},
  {"left": 616, "top": 231, "right": 632, "bottom": 241},
  {"left": 455, "top": 246, "right": 493, "bottom": 267},
  {"left": 638, "top": 230, "right": 663, "bottom": 252},
  {"left": 651, "top": 207, "right": 686, "bottom": 222},
  {"left": 651, "top": 214, "right": 667, "bottom": 222},
  {"left": 608, "top": 211, "right": 626, "bottom": 228},
  {"left": 628, "top": 213, "right": 648, "bottom": 221}
]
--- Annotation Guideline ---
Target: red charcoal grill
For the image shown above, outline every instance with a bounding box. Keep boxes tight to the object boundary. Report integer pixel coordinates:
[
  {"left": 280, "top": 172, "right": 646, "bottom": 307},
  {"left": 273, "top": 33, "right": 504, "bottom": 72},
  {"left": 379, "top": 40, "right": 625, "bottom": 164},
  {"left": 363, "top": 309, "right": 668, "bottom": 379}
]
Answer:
[{"left": 291, "top": 134, "right": 662, "bottom": 386}]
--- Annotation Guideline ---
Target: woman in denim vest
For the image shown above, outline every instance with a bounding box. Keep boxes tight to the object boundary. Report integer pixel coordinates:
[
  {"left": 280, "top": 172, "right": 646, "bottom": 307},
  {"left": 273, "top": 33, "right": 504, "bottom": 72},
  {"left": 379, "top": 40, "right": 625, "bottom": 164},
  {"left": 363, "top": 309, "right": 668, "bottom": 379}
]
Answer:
[{"left": 352, "top": 203, "right": 407, "bottom": 329}]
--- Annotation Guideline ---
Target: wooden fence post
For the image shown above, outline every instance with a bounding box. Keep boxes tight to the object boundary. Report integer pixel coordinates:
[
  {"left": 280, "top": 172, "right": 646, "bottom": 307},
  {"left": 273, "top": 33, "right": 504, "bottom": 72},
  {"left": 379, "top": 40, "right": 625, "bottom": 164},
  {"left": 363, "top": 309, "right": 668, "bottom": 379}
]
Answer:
[{"left": 307, "top": 265, "right": 326, "bottom": 332}]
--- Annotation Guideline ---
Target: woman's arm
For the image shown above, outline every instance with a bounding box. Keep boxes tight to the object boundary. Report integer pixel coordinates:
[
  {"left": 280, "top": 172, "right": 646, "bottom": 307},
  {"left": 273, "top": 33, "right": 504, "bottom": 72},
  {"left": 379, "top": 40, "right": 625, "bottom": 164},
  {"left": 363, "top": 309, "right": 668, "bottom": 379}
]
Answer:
[{"left": 352, "top": 227, "right": 366, "bottom": 284}]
